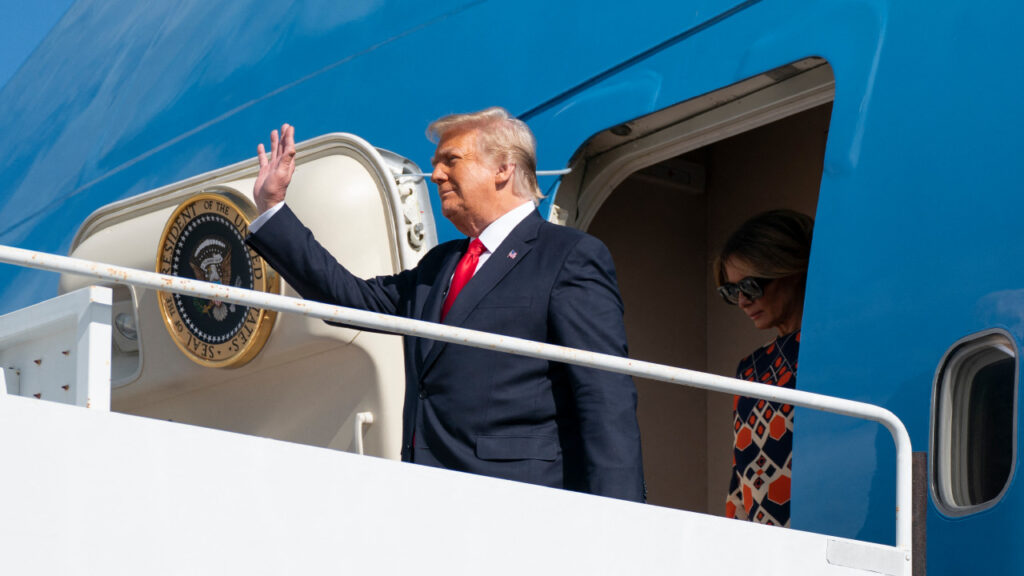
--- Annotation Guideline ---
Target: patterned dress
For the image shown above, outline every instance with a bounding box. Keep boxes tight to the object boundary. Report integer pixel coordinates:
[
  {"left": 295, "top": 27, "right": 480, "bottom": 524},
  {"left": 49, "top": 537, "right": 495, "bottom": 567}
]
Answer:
[{"left": 725, "top": 330, "right": 798, "bottom": 527}]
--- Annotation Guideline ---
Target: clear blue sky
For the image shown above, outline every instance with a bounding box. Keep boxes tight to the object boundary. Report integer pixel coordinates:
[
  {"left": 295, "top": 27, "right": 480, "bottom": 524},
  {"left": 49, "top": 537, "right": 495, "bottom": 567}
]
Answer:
[{"left": 0, "top": 0, "right": 76, "bottom": 89}]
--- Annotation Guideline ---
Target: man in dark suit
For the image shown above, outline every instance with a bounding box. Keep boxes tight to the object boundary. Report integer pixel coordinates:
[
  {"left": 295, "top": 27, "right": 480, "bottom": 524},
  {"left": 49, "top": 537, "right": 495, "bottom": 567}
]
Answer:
[{"left": 246, "top": 108, "right": 644, "bottom": 502}]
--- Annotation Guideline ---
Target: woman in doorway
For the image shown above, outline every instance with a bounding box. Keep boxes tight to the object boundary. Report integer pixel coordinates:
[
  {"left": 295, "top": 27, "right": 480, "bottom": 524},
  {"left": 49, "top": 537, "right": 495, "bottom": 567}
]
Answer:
[{"left": 715, "top": 209, "right": 813, "bottom": 527}]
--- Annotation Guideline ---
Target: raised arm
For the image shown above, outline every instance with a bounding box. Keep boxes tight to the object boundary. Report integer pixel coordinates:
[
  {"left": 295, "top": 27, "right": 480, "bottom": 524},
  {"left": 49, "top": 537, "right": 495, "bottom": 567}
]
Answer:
[{"left": 254, "top": 124, "right": 296, "bottom": 214}]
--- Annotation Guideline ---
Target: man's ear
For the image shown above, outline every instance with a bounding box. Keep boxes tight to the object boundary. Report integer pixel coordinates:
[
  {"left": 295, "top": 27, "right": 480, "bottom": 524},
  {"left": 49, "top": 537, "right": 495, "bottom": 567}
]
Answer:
[{"left": 495, "top": 162, "right": 515, "bottom": 189}]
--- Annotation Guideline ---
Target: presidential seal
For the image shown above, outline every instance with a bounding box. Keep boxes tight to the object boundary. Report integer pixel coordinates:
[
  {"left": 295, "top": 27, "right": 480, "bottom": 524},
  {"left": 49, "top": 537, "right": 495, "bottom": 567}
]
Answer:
[{"left": 157, "top": 193, "right": 279, "bottom": 368}]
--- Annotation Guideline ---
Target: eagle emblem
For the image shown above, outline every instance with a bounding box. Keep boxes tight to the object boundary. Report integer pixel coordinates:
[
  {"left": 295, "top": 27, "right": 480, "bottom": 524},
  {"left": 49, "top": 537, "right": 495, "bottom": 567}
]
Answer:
[{"left": 189, "top": 237, "right": 238, "bottom": 321}]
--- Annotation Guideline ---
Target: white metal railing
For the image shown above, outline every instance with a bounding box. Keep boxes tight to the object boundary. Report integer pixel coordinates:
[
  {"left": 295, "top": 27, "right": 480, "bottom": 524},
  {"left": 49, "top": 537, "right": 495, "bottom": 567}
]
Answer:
[{"left": 0, "top": 244, "right": 913, "bottom": 560}]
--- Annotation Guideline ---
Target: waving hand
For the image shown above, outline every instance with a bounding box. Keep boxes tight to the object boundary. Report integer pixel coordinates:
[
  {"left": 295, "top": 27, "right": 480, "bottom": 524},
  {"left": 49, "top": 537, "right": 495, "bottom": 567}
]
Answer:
[{"left": 253, "top": 124, "right": 296, "bottom": 214}]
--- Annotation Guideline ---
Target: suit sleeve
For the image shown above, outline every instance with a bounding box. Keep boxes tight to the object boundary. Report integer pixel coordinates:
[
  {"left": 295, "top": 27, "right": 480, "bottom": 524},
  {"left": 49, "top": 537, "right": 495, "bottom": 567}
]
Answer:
[
  {"left": 245, "top": 204, "right": 407, "bottom": 315},
  {"left": 549, "top": 234, "right": 645, "bottom": 502}
]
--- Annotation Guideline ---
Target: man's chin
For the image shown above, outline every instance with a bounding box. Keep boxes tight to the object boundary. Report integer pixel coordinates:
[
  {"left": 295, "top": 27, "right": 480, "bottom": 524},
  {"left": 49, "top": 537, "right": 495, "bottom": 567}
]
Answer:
[{"left": 441, "top": 206, "right": 462, "bottom": 223}]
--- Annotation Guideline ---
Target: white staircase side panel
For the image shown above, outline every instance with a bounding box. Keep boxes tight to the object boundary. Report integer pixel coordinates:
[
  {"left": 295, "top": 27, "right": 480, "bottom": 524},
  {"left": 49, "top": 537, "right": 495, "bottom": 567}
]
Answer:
[
  {"left": 0, "top": 286, "right": 111, "bottom": 410},
  {"left": 0, "top": 395, "right": 907, "bottom": 576}
]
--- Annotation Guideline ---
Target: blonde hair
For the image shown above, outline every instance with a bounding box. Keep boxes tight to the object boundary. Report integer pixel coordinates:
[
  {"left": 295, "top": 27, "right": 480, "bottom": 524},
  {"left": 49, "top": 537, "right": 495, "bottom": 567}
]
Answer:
[
  {"left": 427, "top": 107, "right": 542, "bottom": 202},
  {"left": 714, "top": 210, "right": 815, "bottom": 286}
]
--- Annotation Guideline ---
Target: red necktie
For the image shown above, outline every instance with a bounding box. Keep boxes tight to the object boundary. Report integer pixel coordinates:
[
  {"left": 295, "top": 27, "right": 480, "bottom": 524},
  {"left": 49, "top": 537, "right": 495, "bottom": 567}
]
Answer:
[{"left": 441, "top": 239, "right": 485, "bottom": 321}]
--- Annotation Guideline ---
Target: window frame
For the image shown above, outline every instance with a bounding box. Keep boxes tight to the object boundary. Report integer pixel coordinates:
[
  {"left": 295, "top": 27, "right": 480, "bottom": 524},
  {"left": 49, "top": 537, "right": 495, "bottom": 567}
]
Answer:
[
  {"left": 552, "top": 58, "right": 834, "bottom": 231},
  {"left": 930, "top": 329, "right": 1018, "bottom": 517}
]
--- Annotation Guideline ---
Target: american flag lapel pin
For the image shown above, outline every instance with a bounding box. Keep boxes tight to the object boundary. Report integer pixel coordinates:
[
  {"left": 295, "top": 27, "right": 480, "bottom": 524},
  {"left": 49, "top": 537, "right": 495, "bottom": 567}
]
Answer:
[{"left": 507, "top": 249, "right": 518, "bottom": 260}]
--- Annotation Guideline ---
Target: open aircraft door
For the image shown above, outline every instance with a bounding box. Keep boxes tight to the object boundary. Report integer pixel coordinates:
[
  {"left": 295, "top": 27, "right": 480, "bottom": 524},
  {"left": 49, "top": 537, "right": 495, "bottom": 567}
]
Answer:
[{"left": 59, "top": 133, "right": 438, "bottom": 459}]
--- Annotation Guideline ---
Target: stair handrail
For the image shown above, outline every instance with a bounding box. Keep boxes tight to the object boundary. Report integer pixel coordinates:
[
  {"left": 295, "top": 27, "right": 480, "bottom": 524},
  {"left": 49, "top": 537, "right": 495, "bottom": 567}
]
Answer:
[{"left": 0, "top": 243, "right": 913, "bottom": 558}]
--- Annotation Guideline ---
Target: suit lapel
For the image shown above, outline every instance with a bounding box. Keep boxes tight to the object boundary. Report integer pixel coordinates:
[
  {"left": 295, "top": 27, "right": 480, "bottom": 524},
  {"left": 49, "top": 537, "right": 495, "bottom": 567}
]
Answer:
[
  {"left": 420, "top": 212, "right": 542, "bottom": 375},
  {"left": 416, "top": 241, "right": 465, "bottom": 368}
]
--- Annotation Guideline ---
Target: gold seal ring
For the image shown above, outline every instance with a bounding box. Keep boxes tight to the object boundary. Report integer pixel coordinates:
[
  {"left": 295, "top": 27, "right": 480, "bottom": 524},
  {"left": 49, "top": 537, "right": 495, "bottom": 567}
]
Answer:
[{"left": 157, "top": 192, "right": 279, "bottom": 368}]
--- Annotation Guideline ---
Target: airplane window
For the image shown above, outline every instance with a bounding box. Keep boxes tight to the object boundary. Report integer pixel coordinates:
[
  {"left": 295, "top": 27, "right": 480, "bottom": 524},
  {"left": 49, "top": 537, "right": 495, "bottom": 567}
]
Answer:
[{"left": 932, "top": 331, "right": 1017, "bottom": 515}]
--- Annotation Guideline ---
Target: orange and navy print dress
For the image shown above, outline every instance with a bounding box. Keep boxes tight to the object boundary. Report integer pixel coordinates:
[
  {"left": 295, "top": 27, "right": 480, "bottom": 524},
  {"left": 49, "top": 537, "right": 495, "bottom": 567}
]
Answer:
[{"left": 726, "top": 330, "right": 798, "bottom": 527}]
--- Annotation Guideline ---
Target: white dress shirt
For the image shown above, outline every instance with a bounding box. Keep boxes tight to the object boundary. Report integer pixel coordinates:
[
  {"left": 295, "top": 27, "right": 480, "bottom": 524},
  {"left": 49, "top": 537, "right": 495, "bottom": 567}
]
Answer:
[
  {"left": 248, "top": 201, "right": 284, "bottom": 233},
  {"left": 468, "top": 200, "right": 536, "bottom": 275}
]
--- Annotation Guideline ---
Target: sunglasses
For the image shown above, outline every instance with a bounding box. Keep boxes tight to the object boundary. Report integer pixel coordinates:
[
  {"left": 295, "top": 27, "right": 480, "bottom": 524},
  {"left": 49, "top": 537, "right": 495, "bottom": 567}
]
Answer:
[{"left": 717, "top": 276, "right": 775, "bottom": 305}]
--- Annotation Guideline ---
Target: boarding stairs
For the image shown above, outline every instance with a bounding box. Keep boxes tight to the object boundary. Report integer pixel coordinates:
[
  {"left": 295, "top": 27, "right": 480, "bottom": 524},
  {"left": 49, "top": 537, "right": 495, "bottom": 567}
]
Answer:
[{"left": 0, "top": 246, "right": 913, "bottom": 575}]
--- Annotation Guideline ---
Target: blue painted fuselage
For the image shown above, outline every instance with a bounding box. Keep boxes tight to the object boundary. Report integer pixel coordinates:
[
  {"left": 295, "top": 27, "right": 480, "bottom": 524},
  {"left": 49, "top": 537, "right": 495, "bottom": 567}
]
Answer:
[{"left": 1, "top": 1, "right": 1022, "bottom": 571}]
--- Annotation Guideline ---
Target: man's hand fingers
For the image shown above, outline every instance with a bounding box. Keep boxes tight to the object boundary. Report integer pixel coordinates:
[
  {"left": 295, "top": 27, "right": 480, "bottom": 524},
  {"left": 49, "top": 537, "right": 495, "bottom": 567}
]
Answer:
[
  {"left": 279, "top": 124, "right": 291, "bottom": 158},
  {"left": 257, "top": 143, "right": 267, "bottom": 168},
  {"left": 283, "top": 124, "right": 296, "bottom": 160},
  {"left": 253, "top": 124, "right": 296, "bottom": 214}
]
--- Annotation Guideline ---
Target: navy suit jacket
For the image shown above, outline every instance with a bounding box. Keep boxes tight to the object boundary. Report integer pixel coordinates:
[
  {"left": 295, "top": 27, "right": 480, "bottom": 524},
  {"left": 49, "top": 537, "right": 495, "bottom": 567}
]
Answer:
[{"left": 247, "top": 204, "right": 644, "bottom": 501}]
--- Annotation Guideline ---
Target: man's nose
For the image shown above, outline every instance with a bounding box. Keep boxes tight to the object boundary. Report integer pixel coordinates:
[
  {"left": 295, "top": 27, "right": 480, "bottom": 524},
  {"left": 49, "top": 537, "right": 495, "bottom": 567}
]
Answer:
[{"left": 431, "top": 164, "right": 445, "bottom": 184}]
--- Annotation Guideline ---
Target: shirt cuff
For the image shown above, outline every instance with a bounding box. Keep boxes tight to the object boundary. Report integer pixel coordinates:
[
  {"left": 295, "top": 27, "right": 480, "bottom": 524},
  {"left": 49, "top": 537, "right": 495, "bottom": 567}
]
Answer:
[{"left": 249, "top": 202, "right": 285, "bottom": 233}]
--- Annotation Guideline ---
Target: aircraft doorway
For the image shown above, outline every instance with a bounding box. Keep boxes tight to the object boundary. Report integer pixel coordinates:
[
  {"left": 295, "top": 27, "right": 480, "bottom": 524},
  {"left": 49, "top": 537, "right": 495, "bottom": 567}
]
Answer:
[{"left": 555, "top": 59, "right": 833, "bottom": 513}]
